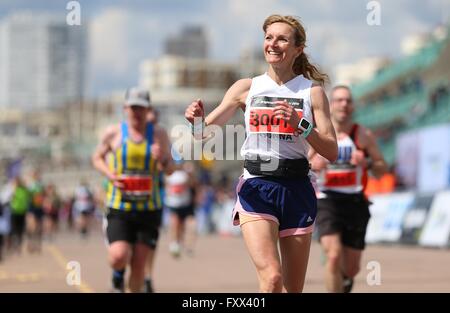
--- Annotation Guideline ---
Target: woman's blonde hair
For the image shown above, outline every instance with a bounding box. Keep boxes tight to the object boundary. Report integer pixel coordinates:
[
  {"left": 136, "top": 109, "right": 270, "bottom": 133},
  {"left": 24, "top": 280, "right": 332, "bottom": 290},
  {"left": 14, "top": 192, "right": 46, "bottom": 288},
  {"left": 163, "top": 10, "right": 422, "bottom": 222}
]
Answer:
[{"left": 263, "top": 14, "right": 329, "bottom": 85}]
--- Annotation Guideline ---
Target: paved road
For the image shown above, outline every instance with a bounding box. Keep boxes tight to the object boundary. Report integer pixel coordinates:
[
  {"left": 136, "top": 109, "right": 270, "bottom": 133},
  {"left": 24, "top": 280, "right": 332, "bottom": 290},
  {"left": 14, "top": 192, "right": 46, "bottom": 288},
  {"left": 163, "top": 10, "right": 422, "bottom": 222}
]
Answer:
[{"left": 1, "top": 225, "right": 450, "bottom": 293}]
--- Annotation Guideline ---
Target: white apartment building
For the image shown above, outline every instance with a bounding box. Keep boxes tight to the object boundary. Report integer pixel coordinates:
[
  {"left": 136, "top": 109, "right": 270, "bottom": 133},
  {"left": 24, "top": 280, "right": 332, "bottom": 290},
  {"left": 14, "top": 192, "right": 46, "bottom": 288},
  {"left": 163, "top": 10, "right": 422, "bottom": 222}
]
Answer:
[{"left": 0, "top": 13, "right": 87, "bottom": 109}]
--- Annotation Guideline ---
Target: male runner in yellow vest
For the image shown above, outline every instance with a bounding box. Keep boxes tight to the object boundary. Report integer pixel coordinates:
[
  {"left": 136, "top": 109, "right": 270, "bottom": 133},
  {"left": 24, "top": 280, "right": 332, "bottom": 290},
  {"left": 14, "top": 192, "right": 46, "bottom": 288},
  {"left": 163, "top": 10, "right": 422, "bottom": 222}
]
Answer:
[{"left": 92, "top": 87, "right": 174, "bottom": 292}]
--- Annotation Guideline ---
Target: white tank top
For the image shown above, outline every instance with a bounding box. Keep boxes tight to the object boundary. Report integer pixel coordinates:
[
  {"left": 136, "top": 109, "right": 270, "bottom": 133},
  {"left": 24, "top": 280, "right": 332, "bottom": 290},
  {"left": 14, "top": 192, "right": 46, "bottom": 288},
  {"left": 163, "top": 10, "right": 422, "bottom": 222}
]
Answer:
[
  {"left": 241, "top": 73, "right": 313, "bottom": 179},
  {"left": 318, "top": 131, "right": 366, "bottom": 194},
  {"left": 164, "top": 170, "right": 192, "bottom": 208}
]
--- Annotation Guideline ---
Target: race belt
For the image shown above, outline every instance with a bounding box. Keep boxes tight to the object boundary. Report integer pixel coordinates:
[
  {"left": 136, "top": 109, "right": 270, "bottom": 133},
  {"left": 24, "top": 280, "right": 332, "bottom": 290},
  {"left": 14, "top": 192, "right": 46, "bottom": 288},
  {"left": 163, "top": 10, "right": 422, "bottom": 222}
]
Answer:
[{"left": 244, "top": 157, "right": 310, "bottom": 178}]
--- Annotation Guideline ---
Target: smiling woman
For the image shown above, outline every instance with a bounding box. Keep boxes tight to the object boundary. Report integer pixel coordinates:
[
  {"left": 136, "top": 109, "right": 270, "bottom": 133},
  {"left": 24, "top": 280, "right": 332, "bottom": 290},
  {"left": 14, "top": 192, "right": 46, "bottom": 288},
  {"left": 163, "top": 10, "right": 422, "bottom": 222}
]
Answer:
[
  {"left": 262, "top": 15, "right": 328, "bottom": 86},
  {"left": 185, "top": 14, "right": 337, "bottom": 293}
]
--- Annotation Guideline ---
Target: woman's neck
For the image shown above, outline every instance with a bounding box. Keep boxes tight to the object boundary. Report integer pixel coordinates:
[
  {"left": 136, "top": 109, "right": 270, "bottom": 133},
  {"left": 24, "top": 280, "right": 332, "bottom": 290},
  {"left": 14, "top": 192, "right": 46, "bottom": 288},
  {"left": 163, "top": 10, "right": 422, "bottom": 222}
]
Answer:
[{"left": 267, "top": 66, "right": 297, "bottom": 85}]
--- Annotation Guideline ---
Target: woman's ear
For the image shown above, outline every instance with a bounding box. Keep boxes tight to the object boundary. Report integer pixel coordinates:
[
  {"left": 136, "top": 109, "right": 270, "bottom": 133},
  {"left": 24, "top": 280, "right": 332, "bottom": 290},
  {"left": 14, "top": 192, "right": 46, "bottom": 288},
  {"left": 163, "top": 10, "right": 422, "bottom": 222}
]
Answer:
[{"left": 296, "top": 46, "right": 304, "bottom": 58}]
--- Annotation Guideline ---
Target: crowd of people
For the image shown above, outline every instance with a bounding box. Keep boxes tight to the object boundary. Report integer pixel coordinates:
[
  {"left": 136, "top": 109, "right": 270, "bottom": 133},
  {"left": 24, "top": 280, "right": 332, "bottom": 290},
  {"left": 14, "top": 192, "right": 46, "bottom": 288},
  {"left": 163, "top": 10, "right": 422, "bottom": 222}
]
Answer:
[{"left": 0, "top": 172, "right": 98, "bottom": 262}]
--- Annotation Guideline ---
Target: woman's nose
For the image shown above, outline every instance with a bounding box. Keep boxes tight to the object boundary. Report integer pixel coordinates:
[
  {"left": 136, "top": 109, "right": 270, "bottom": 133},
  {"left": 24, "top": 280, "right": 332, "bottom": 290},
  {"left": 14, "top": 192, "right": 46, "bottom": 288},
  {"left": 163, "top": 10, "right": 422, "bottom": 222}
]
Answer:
[{"left": 268, "top": 40, "right": 277, "bottom": 48}]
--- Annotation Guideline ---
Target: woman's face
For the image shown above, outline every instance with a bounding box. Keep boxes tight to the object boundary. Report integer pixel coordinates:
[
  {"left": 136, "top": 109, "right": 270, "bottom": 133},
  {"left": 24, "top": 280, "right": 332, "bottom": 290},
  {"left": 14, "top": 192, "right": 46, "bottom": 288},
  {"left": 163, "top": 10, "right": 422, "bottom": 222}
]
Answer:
[{"left": 263, "top": 22, "right": 302, "bottom": 67}]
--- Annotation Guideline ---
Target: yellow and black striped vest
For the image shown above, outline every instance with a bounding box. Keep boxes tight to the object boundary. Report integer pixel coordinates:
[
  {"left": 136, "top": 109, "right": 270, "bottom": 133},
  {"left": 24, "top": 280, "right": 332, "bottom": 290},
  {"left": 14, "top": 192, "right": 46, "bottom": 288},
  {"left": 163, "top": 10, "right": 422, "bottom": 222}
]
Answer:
[{"left": 106, "top": 122, "right": 162, "bottom": 211}]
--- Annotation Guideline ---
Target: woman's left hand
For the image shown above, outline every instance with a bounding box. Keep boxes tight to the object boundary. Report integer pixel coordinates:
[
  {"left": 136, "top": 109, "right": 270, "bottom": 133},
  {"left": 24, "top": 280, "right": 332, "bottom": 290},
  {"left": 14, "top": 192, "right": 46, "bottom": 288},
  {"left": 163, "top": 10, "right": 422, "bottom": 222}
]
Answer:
[{"left": 273, "top": 100, "right": 300, "bottom": 129}]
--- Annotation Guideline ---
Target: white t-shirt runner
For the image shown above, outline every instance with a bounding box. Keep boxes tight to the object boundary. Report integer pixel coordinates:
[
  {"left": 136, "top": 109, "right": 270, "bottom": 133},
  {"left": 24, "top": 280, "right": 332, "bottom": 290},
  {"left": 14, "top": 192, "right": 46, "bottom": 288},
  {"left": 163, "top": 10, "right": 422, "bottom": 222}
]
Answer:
[
  {"left": 241, "top": 73, "right": 313, "bottom": 179},
  {"left": 164, "top": 170, "right": 192, "bottom": 209},
  {"left": 317, "top": 126, "right": 367, "bottom": 194}
]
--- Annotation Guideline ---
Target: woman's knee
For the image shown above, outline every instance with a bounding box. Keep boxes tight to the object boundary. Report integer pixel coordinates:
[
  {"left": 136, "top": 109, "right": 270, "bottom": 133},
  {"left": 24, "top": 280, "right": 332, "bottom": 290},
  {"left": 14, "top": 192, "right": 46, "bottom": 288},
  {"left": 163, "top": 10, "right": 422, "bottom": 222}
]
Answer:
[{"left": 259, "top": 265, "right": 283, "bottom": 291}]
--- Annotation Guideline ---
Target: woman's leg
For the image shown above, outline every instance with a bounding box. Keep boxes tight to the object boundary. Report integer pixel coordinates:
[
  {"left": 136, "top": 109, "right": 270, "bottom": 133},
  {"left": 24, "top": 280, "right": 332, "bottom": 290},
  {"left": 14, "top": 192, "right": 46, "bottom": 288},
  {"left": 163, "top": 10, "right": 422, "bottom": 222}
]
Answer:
[
  {"left": 279, "top": 233, "right": 312, "bottom": 293},
  {"left": 241, "top": 219, "right": 282, "bottom": 292}
]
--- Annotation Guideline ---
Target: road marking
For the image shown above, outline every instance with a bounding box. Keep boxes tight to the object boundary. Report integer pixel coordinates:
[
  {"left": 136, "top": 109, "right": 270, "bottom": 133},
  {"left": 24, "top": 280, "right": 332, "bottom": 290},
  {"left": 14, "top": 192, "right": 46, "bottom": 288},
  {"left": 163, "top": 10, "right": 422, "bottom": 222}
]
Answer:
[
  {"left": 0, "top": 271, "right": 8, "bottom": 280},
  {"left": 16, "top": 273, "right": 28, "bottom": 282},
  {"left": 0, "top": 271, "right": 45, "bottom": 282},
  {"left": 46, "top": 244, "right": 94, "bottom": 293}
]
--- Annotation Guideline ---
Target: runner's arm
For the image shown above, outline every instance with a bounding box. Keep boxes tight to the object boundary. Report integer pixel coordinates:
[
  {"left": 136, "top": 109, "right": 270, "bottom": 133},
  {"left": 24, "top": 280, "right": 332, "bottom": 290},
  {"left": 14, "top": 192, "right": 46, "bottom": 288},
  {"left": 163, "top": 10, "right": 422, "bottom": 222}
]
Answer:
[
  {"left": 361, "top": 128, "right": 388, "bottom": 178},
  {"left": 91, "top": 125, "right": 119, "bottom": 181},
  {"left": 204, "top": 78, "right": 251, "bottom": 127},
  {"left": 308, "top": 147, "right": 329, "bottom": 172},
  {"left": 154, "top": 125, "right": 175, "bottom": 175},
  {"left": 308, "top": 84, "right": 338, "bottom": 162},
  {"left": 185, "top": 78, "right": 250, "bottom": 134}
]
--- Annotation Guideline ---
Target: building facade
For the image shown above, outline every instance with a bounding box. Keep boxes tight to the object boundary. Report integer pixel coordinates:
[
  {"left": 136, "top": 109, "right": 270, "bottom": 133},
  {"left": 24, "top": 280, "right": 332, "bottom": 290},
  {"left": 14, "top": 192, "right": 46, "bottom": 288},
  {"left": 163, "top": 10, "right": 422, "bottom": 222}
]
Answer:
[{"left": 0, "top": 13, "right": 87, "bottom": 109}]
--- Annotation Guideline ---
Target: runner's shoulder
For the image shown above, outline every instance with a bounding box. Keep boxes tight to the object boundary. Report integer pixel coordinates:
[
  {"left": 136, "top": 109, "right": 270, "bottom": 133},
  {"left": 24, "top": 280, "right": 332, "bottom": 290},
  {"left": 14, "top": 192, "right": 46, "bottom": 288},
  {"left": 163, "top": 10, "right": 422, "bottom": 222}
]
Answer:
[
  {"left": 101, "top": 124, "right": 121, "bottom": 143},
  {"left": 228, "top": 78, "right": 252, "bottom": 108},
  {"left": 233, "top": 78, "right": 252, "bottom": 89},
  {"left": 311, "top": 83, "right": 326, "bottom": 96},
  {"left": 355, "top": 123, "right": 375, "bottom": 147},
  {"left": 358, "top": 123, "right": 373, "bottom": 137}
]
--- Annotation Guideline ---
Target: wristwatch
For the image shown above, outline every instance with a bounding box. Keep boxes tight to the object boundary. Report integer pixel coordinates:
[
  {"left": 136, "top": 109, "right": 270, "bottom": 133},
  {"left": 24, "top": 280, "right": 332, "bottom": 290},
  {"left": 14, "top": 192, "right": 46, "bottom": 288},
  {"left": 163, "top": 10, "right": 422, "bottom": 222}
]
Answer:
[{"left": 297, "top": 117, "right": 313, "bottom": 138}]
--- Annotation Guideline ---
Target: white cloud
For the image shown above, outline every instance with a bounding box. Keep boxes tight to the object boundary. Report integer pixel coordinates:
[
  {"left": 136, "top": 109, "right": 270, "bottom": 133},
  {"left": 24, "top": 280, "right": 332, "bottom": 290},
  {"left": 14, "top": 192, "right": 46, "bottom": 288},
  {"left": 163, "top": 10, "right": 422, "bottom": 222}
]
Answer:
[
  {"left": 204, "top": 0, "right": 299, "bottom": 61},
  {"left": 0, "top": 0, "right": 445, "bottom": 96},
  {"left": 90, "top": 8, "right": 130, "bottom": 75},
  {"left": 85, "top": 0, "right": 447, "bottom": 94},
  {"left": 89, "top": 7, "right": 166, "bottom": 94},
  {"left": 90, "top": 8, "right": 163, "bottom": 74}
]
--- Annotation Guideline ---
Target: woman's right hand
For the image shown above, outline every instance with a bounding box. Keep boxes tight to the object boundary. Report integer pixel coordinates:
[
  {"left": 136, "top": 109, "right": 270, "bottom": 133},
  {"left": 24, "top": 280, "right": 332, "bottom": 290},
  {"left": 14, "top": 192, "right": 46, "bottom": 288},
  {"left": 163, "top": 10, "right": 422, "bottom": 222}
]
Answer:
[{"left": 185, "top": 99, "right": 205, "bottom": 124}]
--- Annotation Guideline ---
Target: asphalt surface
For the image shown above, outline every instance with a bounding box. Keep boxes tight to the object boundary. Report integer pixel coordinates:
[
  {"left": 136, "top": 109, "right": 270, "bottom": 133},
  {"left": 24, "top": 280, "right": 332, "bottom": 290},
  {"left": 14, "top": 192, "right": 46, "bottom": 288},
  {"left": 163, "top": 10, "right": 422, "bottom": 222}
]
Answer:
[{"left": 1, "top": 223, "right": 450, "bottom": 293}]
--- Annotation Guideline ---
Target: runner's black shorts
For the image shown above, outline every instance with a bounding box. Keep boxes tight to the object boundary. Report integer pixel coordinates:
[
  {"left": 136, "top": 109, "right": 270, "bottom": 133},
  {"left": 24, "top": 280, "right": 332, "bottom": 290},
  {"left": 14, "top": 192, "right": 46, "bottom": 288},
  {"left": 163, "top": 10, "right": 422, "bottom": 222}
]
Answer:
[
  {"left": 29, "top": 206, "right": 44, "bottom": 221},
  {"left": 168, "top": 205, "right": 195, "bottom": 221},
  {"left": 316, "top": 191, "right": 371, "bottom": 250},
  {"left": 105, "top": 208, "right": 162, "bottom": 249}
]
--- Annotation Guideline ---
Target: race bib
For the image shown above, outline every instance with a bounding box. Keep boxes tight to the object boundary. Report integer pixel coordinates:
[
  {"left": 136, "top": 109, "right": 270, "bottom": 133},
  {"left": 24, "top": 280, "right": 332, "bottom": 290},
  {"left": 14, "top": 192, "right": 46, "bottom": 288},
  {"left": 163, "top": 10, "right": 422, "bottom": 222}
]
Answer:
[
  {"left": 248, "top": 96, "right": 304, "bottom": 135},
  {"left": 324, "top": 170, "right": 357, "bottom": 188},
  {"left": 33, "top": 193, "right": 44, "bottom": 207},
  {"left": 168, "top": 184, "right": 187, "bottom": 195},
  {"left": 120, "top": 173, "right": 152, "bottom": 202}
]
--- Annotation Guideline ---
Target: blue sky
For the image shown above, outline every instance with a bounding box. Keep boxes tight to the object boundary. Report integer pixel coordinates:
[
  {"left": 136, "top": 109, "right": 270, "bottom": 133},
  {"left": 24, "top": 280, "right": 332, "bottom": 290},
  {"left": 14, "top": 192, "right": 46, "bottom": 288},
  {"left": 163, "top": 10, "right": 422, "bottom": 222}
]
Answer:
[{"left": 1, "top": 0, "right": 449, "bottom": 97}]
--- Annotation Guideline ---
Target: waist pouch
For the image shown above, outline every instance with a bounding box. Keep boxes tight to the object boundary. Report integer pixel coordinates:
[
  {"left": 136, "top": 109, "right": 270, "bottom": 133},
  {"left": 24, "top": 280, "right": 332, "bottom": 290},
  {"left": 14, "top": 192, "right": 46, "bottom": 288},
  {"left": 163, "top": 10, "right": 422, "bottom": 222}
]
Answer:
[{"left": 244, "top": 158, "right": 310, "bottom": 178}]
